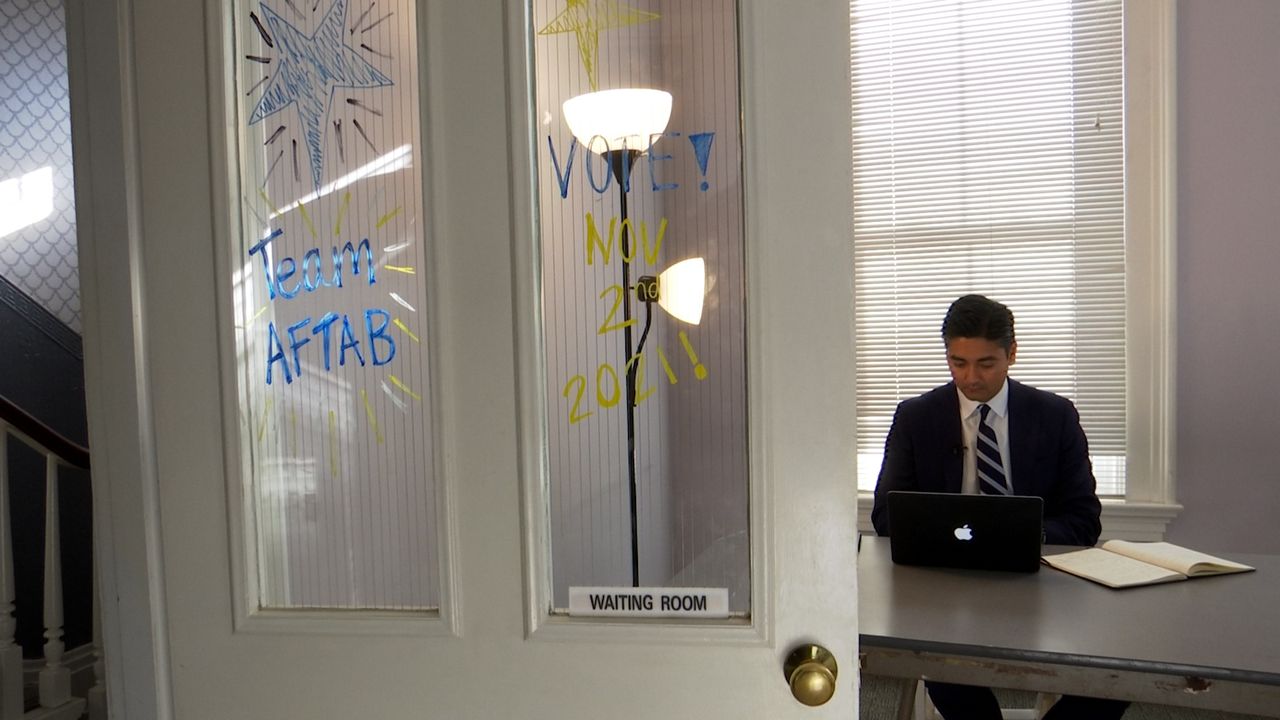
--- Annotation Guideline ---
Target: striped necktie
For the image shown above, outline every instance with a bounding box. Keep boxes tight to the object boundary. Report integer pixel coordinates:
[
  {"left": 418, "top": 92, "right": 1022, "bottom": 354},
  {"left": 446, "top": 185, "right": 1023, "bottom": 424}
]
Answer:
[{"left": 977, "top": 404, "right": 1011, "bottom": 495}]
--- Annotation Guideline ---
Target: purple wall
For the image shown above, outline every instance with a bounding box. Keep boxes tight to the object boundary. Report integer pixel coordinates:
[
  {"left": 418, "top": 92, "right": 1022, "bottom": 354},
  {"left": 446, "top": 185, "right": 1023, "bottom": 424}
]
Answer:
[{"left": 1168, "top": 0, "right": 1280, "bottom": 554}]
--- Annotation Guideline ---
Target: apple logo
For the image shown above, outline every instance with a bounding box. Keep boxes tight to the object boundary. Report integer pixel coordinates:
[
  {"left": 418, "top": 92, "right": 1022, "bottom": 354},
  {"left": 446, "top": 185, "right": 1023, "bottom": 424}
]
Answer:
[{"left": 953, "top": 524, "right": 974, "bottom": 541}]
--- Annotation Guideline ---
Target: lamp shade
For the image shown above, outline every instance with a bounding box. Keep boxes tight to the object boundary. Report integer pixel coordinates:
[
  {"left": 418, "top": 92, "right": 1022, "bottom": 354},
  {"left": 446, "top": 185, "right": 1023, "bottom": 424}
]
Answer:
[
  {"left": 562, "top": 88, "right": 673, "bottom": 155},
  {"left": 656, "top": 258, "right": 705, "bottom": 325}
]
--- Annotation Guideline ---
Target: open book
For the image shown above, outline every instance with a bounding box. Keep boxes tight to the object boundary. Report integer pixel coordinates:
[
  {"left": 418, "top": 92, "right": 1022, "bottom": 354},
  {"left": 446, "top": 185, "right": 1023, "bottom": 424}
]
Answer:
[{"left": 1042, "top": 540, "right": 1255, "bottom": 589}]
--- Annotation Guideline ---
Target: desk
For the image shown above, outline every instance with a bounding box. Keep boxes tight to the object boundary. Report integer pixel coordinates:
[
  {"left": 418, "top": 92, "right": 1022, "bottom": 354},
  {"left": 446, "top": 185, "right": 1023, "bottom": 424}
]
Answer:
[{"left": 858, "top": 536, "right": 1280, "bottom": 716}]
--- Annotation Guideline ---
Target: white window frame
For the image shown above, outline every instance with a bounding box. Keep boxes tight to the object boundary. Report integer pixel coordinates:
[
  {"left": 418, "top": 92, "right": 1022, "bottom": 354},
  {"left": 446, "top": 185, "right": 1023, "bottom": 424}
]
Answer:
[{"left": 855, "top": 0, "right": 1179, "bottom": 541}]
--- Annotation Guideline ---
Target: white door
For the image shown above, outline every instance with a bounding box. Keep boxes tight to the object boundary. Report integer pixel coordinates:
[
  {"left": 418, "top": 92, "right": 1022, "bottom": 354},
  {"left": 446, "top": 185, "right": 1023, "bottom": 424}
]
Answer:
[{"left": 72, "top": 0, "right": 858, "bottom": 717}]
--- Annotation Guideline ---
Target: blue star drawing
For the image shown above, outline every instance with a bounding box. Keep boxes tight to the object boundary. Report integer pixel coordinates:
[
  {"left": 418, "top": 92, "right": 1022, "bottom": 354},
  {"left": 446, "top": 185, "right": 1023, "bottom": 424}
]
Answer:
[{"left": 249, "top": 0, "right": 392, "bottom": 189}]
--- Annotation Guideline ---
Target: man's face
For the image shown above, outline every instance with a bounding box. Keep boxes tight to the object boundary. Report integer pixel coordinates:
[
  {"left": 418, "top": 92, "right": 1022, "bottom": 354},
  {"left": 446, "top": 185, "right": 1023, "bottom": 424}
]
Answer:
[{"left": 946, "top": 336, "right": 1016, "bottom": 403}]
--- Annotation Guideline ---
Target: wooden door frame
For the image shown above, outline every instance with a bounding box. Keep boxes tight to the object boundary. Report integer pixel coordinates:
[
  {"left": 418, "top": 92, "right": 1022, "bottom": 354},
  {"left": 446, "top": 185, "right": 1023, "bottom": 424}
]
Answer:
[{"left": 67, "top": 0, "right": 174, "bottom": 717}]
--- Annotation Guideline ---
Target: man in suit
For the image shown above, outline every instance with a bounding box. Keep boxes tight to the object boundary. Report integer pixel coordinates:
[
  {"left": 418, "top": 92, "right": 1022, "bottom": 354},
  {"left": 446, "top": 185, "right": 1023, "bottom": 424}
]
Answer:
[{"left": 870, "top": 294, "right": 1127, "bottom": 720}]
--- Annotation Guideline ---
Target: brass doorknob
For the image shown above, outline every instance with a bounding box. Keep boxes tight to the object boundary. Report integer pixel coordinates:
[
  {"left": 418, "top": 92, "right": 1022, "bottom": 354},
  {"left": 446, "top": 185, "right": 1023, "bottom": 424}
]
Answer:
[{"left": 783, "top": 644, "right": 838, "bottom": 706}]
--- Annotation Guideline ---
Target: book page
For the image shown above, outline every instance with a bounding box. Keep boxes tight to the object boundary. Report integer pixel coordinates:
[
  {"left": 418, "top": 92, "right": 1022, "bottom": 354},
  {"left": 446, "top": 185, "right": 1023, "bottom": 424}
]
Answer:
[
  {"left": 1042, "top": 547, "right": 1187, "bottom": 589},
  {"left": 1101, "top": 540, "right": 1255, "bottom": 577}
]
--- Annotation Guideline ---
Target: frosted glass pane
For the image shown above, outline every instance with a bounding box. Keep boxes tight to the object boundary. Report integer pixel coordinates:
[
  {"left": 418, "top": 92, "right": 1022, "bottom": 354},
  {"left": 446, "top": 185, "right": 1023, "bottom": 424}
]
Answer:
[
  {"left": 531, "top": 0, "right": 750, "bottom": 615},
  {"left": 229, "top": 0, "right": 437, "bottom": 611}
]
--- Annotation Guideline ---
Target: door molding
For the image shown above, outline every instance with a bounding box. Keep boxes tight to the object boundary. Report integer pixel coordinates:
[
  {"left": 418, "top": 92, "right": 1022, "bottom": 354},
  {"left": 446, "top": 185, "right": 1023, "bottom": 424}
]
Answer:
[{"left": 67, "top": 0, "right": 174, "bottom": 717}]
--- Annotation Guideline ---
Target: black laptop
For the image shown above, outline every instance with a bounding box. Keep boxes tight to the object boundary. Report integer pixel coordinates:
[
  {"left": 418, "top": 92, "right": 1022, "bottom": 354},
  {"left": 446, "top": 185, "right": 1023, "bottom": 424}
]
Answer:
[{"left": 886, "top": 491, "right": 1044, "bottom": 573}]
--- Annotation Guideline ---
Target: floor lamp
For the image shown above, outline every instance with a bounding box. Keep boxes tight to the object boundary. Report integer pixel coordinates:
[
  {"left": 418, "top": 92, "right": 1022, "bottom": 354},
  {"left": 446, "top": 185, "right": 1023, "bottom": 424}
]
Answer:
[{"left": 563, "top": 88, "right": 673, "bottom": 586}]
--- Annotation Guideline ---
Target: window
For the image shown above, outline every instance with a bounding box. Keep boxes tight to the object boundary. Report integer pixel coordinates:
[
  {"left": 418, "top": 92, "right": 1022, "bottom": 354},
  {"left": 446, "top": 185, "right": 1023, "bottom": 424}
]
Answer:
[
  {"left": 227, "top": 0, "right": 441, "bottom": 614},
  {"left": 851, "top": 1, "right": 1176, "bottom": 533},
  {"left": 530, "top": 0, "right": 752, "bottom": 613}
]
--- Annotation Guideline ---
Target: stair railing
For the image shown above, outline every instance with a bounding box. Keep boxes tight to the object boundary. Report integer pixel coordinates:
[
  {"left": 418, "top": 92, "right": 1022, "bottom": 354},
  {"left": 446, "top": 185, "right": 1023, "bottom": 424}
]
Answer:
[{"left": 0, "top": 393, "right": 97, "bottom": 720}]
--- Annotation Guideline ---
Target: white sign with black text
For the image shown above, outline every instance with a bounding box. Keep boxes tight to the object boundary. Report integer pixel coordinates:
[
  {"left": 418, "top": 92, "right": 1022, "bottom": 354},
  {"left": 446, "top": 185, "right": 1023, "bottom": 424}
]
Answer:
[{"left": 568, "top": 586, "right": 730, "bottom": 618}]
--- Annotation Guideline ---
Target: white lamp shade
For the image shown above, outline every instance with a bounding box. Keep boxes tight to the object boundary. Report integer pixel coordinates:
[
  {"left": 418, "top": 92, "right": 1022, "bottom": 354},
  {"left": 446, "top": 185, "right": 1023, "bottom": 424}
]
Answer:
[
  {"left": 562, "top": 88, "right": 673, "bottom": 155},
  {"left": 657, "top": 258, "right": 705, "bottom": 325}
]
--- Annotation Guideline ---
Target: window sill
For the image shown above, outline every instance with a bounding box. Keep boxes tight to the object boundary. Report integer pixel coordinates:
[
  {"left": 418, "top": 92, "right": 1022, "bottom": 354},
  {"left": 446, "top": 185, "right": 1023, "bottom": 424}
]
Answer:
[
  {"left": 856, "top": 494, "right": 1182, "bottom": 542},
  {"left": 1098, "top": 500, "right": 1182, "bottom": 541}
]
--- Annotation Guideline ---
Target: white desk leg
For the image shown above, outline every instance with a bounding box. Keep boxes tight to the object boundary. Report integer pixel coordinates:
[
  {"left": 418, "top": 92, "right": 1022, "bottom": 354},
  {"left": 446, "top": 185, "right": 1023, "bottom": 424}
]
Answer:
[{"left": 895, "top": 678, "right": 918, "bottom": 720}]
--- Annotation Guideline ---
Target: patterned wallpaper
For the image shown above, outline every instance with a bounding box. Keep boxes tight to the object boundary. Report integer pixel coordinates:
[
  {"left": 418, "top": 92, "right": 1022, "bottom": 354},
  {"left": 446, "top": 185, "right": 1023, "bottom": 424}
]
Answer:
[{"left": 1, "top": 0, "right": 80, "bottom": 332}]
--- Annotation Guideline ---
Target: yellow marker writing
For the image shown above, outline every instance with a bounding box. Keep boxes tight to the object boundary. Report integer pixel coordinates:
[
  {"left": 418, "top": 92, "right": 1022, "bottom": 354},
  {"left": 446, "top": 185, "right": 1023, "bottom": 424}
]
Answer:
[
  {"left": 257, "top": 397, "right": 274, "bottom": 443},
  {"left": 657, "top": 347, "right": 678, "bottom": 384},
  {"left": 375, "top": 207, "right": 402, "bottom": 229},
  {"left": 393, "top": 318, "right": 420, "bottom": 343},
  {"left": 536, "top": 1, "right": 660, "bottom": 92},
  {"left": 258, "top": 188, "right": 284, "bottom": 219},
  {"left": 384, "top": 265, "right": 415, "bottom": 275},
  {"left": 328, "top": 410, "right": 339, "bottom": 476},
  {"left": 334, "top": 191, "right": 351, "bottom": 236},
  {"left": 360, "top": 389, "right": 384, "bottom": 444},
  {"left": 298, "top": 200, "right": 318, "bottom": 239},
  {"left": 679, "top": 331, "right": 708, "bottom": 380},
  {"left": 388, "top": 375, "right": 422, "bottom": 401}
]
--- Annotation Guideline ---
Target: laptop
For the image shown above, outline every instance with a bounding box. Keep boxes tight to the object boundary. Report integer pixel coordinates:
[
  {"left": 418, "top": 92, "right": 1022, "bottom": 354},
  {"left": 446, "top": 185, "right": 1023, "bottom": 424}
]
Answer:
[{"left": 886, "top": 491, "right": 1044, "bottom": 573}]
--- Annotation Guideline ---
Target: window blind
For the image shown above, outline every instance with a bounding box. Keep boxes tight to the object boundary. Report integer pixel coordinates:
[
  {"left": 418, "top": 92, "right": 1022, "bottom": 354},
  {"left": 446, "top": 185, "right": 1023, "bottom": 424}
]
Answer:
[{"left": 851, "top": 0, "right": 1125, "bottom": 495}]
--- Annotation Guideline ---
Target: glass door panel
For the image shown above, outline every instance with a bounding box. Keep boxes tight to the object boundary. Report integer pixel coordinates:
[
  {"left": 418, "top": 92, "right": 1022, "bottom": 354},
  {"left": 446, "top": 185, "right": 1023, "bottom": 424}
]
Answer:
[
  {"left": 531, "top": 0, "right": 749, "bottom": 615},
  {"left": 228, "top": 0, "right": 438, "bottom": 611}
]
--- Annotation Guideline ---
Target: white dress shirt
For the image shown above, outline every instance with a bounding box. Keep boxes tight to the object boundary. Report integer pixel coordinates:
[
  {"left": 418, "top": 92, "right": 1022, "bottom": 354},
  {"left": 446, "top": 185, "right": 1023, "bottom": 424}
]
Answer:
[{"left": 958, "top": 380, "right": 1012, "bottom": 495}]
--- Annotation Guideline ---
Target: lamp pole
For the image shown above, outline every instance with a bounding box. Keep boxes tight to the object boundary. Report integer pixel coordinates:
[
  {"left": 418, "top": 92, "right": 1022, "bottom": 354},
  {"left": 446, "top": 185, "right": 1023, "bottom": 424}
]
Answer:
[
  {"left": 562, "top": 88, "right": 672, "bottom": 590},
  {"left": 606, "top": 148, "right": 643, "bottom": 588}
]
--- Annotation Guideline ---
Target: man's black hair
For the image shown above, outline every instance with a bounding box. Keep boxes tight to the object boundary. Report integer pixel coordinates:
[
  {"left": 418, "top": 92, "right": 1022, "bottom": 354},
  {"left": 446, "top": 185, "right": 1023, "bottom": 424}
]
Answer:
[{"left": 941, "top": 294, "right": 1015, "bottom": 351}]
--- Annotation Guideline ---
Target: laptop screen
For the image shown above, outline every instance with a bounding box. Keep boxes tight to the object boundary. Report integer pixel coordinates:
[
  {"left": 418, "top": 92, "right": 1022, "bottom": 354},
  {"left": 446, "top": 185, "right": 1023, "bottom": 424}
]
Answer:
[{"left": 886, "top": 491, "right": 1043, "bottom": 573}]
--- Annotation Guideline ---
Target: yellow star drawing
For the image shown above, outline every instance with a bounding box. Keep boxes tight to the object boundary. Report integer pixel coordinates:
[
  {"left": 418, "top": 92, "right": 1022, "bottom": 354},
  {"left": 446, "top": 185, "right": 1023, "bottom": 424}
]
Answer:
[{"left": 538, "top": 0, "right": 660, "bottom": 91}]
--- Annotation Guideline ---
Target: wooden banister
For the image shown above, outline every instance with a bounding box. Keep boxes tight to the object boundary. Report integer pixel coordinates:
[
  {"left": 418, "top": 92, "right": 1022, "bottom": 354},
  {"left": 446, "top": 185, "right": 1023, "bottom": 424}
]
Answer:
[{"left": 0, "top": 395, "right": 88, "bottom": 471}]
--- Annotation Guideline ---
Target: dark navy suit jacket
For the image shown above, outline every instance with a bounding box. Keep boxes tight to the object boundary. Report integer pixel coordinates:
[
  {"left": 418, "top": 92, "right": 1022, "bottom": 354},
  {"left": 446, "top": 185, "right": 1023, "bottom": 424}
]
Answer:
[{"left": 870, "top": 379, "right": 1102, "bottom": 546}]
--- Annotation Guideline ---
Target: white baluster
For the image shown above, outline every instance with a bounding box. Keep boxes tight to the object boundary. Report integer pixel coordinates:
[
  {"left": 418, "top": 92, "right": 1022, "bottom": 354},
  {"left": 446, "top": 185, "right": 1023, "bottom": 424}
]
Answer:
[
  {"left": 87, "top": 546, "right": 106, "bottom": 720},
  {"left": 1, "top": 427, "right": 22, "bottom": 720},
  {"left": 38, "top": 453, "right": 71, "bottom": 709}
]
